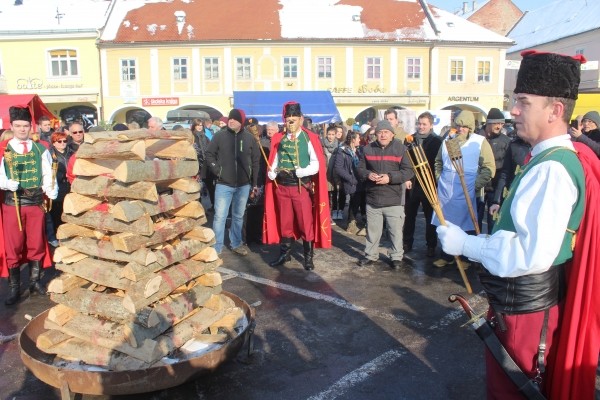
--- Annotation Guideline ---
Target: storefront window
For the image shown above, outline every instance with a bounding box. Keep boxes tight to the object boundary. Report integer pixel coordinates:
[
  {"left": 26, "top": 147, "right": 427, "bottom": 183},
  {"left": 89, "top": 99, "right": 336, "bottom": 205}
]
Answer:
[{"left": 49, "top": 50, "right": 78, "bottom": 77}]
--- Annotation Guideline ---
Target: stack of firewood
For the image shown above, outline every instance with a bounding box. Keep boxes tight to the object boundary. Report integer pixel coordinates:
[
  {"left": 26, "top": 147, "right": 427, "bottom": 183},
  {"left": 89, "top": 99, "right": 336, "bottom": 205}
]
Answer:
[{"left": 36, "top": 128, "right": 245, "bottom": 371}]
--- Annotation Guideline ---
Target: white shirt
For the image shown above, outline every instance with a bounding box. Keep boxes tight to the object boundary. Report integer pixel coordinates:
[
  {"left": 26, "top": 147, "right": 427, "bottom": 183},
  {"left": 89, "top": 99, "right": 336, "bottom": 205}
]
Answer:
[
  {"left": 0, "top": 138, "right": 57, "bottom": 198},
  {"left": 268, "top": 130, "right": 319, "bottom": 180},
  {"left": 463, "top": 134, "right": 578, "bottom": 277}
]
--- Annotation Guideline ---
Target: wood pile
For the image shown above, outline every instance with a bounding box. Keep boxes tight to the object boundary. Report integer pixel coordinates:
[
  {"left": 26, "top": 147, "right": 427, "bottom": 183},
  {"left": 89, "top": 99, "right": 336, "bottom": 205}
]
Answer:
[{"left": 37, "top": 128, "right": 245, "bottom": 371}]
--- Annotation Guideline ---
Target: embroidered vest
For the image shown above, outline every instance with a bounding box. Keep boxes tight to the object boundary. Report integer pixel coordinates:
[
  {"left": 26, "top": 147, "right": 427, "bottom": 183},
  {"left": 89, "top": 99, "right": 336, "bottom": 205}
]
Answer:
[
  {"left": 4, "top": 142, "right": 44, "bottom": 189},
  {"left": 277, "top": 131, "right": 310, "bottom": 170}
]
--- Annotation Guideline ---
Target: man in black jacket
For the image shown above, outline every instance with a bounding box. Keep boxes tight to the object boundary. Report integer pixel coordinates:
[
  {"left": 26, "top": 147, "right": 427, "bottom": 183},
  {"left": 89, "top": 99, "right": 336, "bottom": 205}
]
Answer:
[
  {"left": 205, "top": 109, "right": 260, "bottom": 255},
  {"left": 356, "top": 120, "right": 414, "bottom": 270},
  {"left": 37, "top": 116, "right": 54, "bottom": 145},
  {"left": 403, "top": 112, "right": 442, "bottom": 257}
]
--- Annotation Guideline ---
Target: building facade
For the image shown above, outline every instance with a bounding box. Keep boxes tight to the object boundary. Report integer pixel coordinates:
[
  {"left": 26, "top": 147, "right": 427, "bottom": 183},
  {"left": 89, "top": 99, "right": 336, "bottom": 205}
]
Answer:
[{"left": 98, "top": 0, "right": 513, "bottom": 129}]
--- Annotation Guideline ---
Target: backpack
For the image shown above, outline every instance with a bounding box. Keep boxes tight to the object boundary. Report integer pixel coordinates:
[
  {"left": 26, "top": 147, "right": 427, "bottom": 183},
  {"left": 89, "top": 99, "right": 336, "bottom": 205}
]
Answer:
[{"left": 326, "top": 146, "right": 341, "bottom": 185}]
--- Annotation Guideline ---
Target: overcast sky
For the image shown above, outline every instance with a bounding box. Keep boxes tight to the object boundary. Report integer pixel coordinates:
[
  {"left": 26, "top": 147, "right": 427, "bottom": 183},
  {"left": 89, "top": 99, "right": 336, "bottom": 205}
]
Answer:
[{"left": 429, "top": 0, "right": 558, "bottom": 13}]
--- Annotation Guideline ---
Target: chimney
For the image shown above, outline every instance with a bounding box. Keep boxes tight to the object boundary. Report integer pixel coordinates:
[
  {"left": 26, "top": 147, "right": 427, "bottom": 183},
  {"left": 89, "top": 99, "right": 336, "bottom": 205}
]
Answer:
[
  {"left": 473, "top": 0, "right": 477, "bottom": 11},
  {"left": 462, "top": 2, "right": 468, "bottom": 14}
]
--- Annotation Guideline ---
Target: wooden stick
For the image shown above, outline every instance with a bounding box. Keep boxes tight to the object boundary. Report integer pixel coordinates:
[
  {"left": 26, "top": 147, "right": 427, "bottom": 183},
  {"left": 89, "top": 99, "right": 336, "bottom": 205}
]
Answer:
[
  {"left": 4, "top": 149, "right": 21, "bottom": 231},
  {"left": 407, "top": 144, "right": 472, "bottom": 294},
  {"left": 445, "top": 139, "right": 480, "bottom": 235}
]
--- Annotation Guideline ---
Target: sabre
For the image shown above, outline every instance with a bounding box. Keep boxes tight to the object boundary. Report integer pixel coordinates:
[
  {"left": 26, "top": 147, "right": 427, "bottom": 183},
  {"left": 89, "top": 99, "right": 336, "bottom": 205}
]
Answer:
[
  {"left": 4, "top": 149, "right": 22, "bottom": 231},
  {"left": 247, "top": 124, "right": 277, "bottom": 188},
  {"left": 407, "top": 144, "right": 472, "bottom": 293},
  {"left": 445, "top": 138, "right": 480, "bottom": 235},
  {"left": 49, "top": 153, "right": 58, "bottom": 211}
]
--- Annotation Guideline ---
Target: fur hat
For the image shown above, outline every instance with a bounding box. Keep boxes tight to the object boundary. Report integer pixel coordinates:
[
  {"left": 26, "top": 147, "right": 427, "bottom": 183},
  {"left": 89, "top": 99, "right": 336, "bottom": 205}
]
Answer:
[
  {"left": 283, "top": 102, "right": 302, "bottom": 120},
  {"left": 454, "top": 110, "right": 475, "bottom": 132},
  {"left": 583, "top": 111, "right": 600, "bottom": 128},
  {"left": 375, "top": 120, "right": 394, "bottom": 134},
  {"left": 514, "top": 50, "right": 586, "bottom": 100},
  {"left": 486, "top": 108, "right": 505, "bottom": 124},
  {"left": 228, "top": 109, "right": 246, "bottom": 126},
  {"left": 9, "top": 107, "right": 32, "bottom": 123}
]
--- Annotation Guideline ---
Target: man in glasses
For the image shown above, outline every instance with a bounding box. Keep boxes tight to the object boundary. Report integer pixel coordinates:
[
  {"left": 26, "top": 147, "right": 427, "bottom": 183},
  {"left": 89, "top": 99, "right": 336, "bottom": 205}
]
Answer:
[{"left": 68, "top": 122, "right": 85, "bottom": 152}]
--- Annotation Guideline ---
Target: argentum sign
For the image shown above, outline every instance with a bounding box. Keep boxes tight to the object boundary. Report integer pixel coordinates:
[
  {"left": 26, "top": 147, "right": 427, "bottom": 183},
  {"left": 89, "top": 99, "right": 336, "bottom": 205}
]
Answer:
[{"left": 142, "top": 97, "right": 179, "bottom": 106}]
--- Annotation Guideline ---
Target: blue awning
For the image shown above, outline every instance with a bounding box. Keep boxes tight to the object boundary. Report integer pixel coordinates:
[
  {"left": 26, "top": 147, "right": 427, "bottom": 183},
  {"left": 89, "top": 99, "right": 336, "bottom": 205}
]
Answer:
[{"left": 233, "top": 91, "right": 341, "bottom": 125}]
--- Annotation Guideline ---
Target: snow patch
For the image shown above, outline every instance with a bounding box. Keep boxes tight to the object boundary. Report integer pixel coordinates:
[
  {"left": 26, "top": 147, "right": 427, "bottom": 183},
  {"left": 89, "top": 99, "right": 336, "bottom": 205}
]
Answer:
[
  {"left": 181, "top": 0, "right": 194, "bottom": 3},
  {"left": 133, "top": 26, "right": 139, "bottom": 31},
  {"left": 279, "top": 0, "right": 364, "bottom": 39},
  {"left": 175, "top": 10, "right": 186, "bottom": 34},
  {"left": 123, "top": 20, "right": 130, "bottom": 28},
  {"left": 101, "top": 0, "right": 166, "bottom": 41},
  {"left": 147, "top": 24, "right": 158, "bottom": 35},
  {"left": 160, "top": 25, "right": 167, "bottom": 31},
  {"left": 187, "top": 24, "right": 194, "bottom": 40}
]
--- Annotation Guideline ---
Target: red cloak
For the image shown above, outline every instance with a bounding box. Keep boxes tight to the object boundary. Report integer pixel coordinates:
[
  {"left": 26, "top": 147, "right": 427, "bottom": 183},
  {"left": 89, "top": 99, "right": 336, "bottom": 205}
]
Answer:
[
  {"left": 548, "top": 142, "right": 600, "bottom": 399},
  {"left": 263, "top": 127, "right": 332, "bottom": 248},
  {"left": 0, "top": 139, "right": 53, "bottom": 277}
]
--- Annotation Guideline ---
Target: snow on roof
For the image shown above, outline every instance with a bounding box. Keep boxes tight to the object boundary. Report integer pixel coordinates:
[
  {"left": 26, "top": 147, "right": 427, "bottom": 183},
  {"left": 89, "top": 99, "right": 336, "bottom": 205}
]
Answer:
[
  {"left": 508, "top": 0, "right": 600, "bottom": 53},
  {"left": 0, "top": 0, "right": 112, "bottom": 32},
  {"left": 99, "top": 0, "right": 513, "bottom": 44}
]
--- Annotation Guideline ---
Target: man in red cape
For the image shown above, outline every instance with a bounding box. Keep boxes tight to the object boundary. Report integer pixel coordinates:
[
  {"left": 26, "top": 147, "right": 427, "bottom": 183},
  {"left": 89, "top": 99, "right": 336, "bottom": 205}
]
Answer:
[
  {"left": 263, "top": 102, "right": 331, "bottom": 270},
  {"left": 437, "top": 50, "right": 600, "bottom": 399}
]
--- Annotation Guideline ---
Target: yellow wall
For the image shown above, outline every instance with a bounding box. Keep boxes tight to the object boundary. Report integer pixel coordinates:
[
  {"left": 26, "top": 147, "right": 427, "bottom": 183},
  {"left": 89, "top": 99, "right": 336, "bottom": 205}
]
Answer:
[{"left": 437, "top": 48, "right": 501, "bottom": 95}]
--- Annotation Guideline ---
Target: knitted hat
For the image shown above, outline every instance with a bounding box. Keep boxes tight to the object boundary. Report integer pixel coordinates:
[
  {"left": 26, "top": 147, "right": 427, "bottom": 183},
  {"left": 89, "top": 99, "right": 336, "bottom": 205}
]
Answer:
[
  {"left": 228, "top": 109, "right": 246, "bottom": 126},
  {"left": 219, "top": 117, "right": 228, "bottom": 124},
  {"left": 582, "top": 111, "right": 600, "bottom": 127},
  {"left": 454, "top": 110, "right": 475, "bottom": 132},
  {"left": 375, "top": 120, "right": 394, "bottom": 134},
  {"left": 486, "top": 108, "right": 505, "bottom": 124},
  {"left": 515, "top": 50, "right": 586, "bottom": 100},
  {"left": 360, "top": 124, "right": 371, "bottom": 134},
  {"left": 9, "top": 106, "right": 32, "bottom": 123}
]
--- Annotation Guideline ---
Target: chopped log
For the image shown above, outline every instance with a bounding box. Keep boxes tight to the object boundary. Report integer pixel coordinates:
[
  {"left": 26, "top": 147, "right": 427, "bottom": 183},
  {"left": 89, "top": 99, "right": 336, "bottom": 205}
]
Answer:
[
  {"left": 164, "top": 307, "right": 226, "bottom": 350},
  {"left": 112, "top": 160, "right": 198, "bottom": 183},
  {"left": 156, "top": 178, "right": 201, "bottom": 193},
  {"left": 112, "top": 190, "right": 197, "bottom": 222},
  {"left": 85, "top": 128, "right": 192, "bottom": 144},
  {"left": 45, "top": 337, "right": 128, "bottom": 370},
  {"left": 122, "top": 285, "right": 221, "bottom": 347},
  {"left": 145, "top": 139, "right": 197, "bottom": 160},
  {"left": 169, "top": 201, "right": 204, "bottom": 219},
  {"left": 111, "top": 216, "right": 206, "bottom": 253},
  {"left": 71, "top": 176, "right": 158, "bottom": 202},
  {"left": 122, "top": 259, "right": 222, "bottom": 313},
  {"left": 48, "top": 304, "right": 79, "bottom": 326},
  {"left": 56, "top": 223, "right": 96, "bottom": 240},
  {"left": 72, "top": 159, "right": 122, "bottom": 177},
  {"left": 37, "top": 330, "right": 72, "bottom": 351},
  {"left": 62, "top": 193, "right": 103, "bottom": 215},
  {"left": 62, "top": 210, "right": 154, "bottom": 236},
  {"left": 53, "top": 247, "right": 81, "bottom": 263},
  {"left": 60, "top": 237, "right": 157, "bottom": 266},
  {"left": 195, "top": 272, "right": 222, "bottom": 287},
  {"left": 194, "top": 333, "right": 228, "bottom": 343},
  {"left": 191, "top": 247, "right": 219, "bottom": 263},
  {"left": 47, "top": 275, "right": 88, "bottom": 294},
  {"left": 76, "top": 140, "right": 146, "bottom": 161},
  {"left": 202, "top": 294, "right": 236, "bottom": 312},
  {"left": 44, "top": 317, "right": 163, "bottom": 363},
  {"left": 61, "top": 252, "right": 89, "bottom": 265},
  {"left": 56, "top": 259, "right": 128, "bottom": 290},
  {"left": 182, "top": 226, "right": 215, "bottom": 243},
  {"left": 93, "top": 230, "right": 109, "bottom": 240},
  {"left": 211, "top": 307, "right": 244, "bottom": 329},
  {"left": 122, "top": 239, "right": 214, "bottom": 281}
]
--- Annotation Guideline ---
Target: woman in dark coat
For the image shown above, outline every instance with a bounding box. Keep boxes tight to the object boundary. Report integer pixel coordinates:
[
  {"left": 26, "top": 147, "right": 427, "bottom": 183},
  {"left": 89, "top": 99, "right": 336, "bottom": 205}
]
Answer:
[
  {"left": 334, "top": 131, "right": 365, "bottom": 234},
  {"left": 49, "top": 131, "right": 74, "bottom": 233}
]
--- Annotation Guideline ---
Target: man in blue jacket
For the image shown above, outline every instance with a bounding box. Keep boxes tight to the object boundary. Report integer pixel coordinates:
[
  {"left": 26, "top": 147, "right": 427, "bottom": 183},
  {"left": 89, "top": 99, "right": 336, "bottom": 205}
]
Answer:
[{"left": 356, "top": 120, "right": 414, "bottom": 270}]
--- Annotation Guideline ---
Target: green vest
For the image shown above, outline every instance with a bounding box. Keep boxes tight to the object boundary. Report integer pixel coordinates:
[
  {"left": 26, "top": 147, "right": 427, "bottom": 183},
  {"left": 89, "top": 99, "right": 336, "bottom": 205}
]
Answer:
[
  {"left": 277, "top": 131, "right": 310, "bottom": 169},
  {"left": 493, "top": 146, "right": 585, "bottom": 266},
  {"left": 4, "top": 142, "right": 44, "bottom": 189}
]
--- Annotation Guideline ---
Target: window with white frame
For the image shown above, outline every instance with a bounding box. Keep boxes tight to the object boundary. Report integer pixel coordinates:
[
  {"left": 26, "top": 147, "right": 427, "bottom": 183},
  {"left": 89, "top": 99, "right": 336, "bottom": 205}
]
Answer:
[
  {"left": 317, "top": 57, "right": 332, "bottom": 78},
  {"left": 283, "top": 57, "right": 298, "bottom": 78},
  {"left": 204, "top": 57, "right": 219, "bottom": 80},
  {"left": 576, "top": 48, "right": 585, "bottom": 56},
  {"left": 236, "top": 57, "right": 251, "bottom": 80},
  {"left": 121, "top": 59, "right": 136, "bottom": 81},
  {"left": 407, "top": 58, "right": 421, "bottom": 79},
  {"left": 49, "top": 50, "right": 79, "bottom": 77},
  {"left": 450, "top": 59, "right": 464, "bottom": 82},
  {"left": 173, "top": 58, "right": 188, "bottom": 80},
  {"left": 477, "top": 60, "right": 491, "bottom": 82},
  {"left": 366, "top": 57, "right": 381, "bottom": 79}
]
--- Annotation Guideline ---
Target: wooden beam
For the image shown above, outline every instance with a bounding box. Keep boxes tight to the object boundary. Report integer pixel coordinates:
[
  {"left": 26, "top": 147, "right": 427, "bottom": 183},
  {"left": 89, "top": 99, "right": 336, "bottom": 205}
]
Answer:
[
  {"left": 112, "top": 190, "right": 198, "bottom": 222},
  {"left": 36, "top": 330, "right": 72, "bottom": 351},
  {"left": 56, "top": 259, "right": 128, "bottom": 290},
  {"left": 59, "top": 237, "right": 157, "bottom": 266},
  {"left": 62, "top": 193, "right": 103, "bottom": 216},
  {"left": 47, "top": 274, "right": 88, "bottom": 294},
  {"left": 145, "top": 139, "right": 197, "bottom": 160},
  {"left": 43, "top": 337, "right": 128, "bottom": 370},
  {"left": 76, "top": 140, "right": 146, "bottom": 161},
  {"left": 56, "top": 223, "right": 96, "bottom": 240},
  {"left": 168, "top": 201, "right": 205, "bottom": 219},
  {"left": 190, "top": 247, "right": 219, "bottom": 263},
  {"left": 71, "top": 176, "right": 159, "bottom": 202},
  {"left": 155, "top": 178, "right": 201, "bottom": 193},
  {"left": 182, "top": 226, "right": 215, "bottom": 243},
  {"left": 72, "top": 159, "right": 122, "bottom": 177},
  {"left": 47, "top": 305, "right": 79, "bottom": 326},
  {"left": 62, "top": 210, "right": 154, "bottom": 236},
  {"left": 112, "top": 160, "right": 198, "bottom": 183},
  {"left": 84, "top": 128, "right": 193, "bottom": 144}
]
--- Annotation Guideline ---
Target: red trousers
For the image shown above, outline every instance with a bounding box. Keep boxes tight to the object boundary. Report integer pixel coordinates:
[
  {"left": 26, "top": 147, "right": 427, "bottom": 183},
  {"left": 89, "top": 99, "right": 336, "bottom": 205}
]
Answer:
[
  {"left": 275, "top": 184, "right": 314, "bottom": 242},
  {"left": 486, "top": 303, "right": 562, "bottom": 399},
  {"left": 2, "top": 204, "right": 45, "bottom": 268}
]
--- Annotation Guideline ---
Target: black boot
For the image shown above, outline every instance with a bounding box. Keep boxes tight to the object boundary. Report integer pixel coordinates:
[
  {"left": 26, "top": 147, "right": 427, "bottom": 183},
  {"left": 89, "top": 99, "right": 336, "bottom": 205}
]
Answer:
[
  {"left": 4, "top": 267, "right": 20, "bottom": 306},
  {"left": 303, "top": 240, "right": 315, "bottom": 271},
  {"left": 269, "top": 237, "right": 294, "bottom": 267},
  {"left": 29, "top": 260, "right": 46, "bottom": 296}
]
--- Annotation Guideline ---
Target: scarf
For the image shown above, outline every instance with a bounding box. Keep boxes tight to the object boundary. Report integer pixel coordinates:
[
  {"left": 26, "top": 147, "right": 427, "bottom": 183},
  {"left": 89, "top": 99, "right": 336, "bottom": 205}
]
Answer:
[{"left": 321, "top": 137, "right": 338, "bottom": 156}]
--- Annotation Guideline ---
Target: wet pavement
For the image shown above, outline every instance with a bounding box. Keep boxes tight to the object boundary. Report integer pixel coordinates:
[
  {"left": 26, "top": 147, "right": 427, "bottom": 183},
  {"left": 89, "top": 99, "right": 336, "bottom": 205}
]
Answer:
[{"left": 0, "top": 199, "right": 598, "bottom": 400}]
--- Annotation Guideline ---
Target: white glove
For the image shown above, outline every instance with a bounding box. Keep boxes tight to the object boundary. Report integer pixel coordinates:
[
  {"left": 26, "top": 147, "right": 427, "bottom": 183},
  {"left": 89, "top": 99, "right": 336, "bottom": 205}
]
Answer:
[
  {"left": 268, "top": 168, "right": 277, "bottom": 181},
  {"left": 295, "top": 167, "right": 307, "bottom": 178},
  {"left": 436, "top": 221, "right": 468, "bottom": 256},
  {"left": 46, "top": 186, "right": 58, "bottom": 200},
  {"left": 6, "top": 179, "right": 19, "bottom": 192}
]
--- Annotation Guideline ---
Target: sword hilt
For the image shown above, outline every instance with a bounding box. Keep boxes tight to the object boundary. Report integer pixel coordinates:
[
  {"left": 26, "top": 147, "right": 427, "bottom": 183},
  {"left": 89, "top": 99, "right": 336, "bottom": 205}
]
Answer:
[{"left": 449, "top": 294, "right": 486, "bottom": 328}]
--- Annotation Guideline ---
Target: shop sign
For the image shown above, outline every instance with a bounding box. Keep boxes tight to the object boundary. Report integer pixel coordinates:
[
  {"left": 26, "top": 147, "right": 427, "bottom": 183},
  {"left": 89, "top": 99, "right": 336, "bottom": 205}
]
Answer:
[
  {"left": 16, "top": 77, "right": 84, "bottom": 90},
  {"left": 357, "top": 84, "right": 386, "bottom": 94},
  {"left": 329, "top": 87, "right": 353, "bottom": 93},
  {"left": 505, "top": 60, "right": 521, "bottom": 70},
  {"left": 142, "top": 97, "right": 179, "bottom": 106},
  {"left": 123, "top": 97, "right": 137, "bottom": 104},
  {"left": 447, "top": 96, "right": 479, "bottom": 102}
]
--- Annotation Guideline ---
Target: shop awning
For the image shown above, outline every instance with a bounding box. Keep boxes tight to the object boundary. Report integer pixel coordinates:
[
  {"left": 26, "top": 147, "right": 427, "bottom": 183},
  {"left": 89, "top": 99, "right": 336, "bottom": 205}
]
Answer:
[
  {"left": 0, "top": 94, "right": 55, "bottom": 130},
  {"left": 233, "top": 91, "right": 341, "bottom": 125}
]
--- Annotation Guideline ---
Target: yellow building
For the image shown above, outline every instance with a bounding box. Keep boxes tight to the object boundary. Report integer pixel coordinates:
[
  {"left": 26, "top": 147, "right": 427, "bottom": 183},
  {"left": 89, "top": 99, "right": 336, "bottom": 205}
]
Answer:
[
  {"left": 99, "top": 0, "right": 513, "bottom": 131},
  {"left": 0, "top": 0, "right": 112, "bottom": 126}
]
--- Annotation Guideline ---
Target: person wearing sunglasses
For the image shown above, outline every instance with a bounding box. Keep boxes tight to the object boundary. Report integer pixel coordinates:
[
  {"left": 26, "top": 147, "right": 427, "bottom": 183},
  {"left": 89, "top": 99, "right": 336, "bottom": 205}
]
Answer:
[
  {"left": 68, "top": 122, "right": 85, "bottom": 152},
  {"left": 49, "top": 131, "right": 74, "bottom": 236}
]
